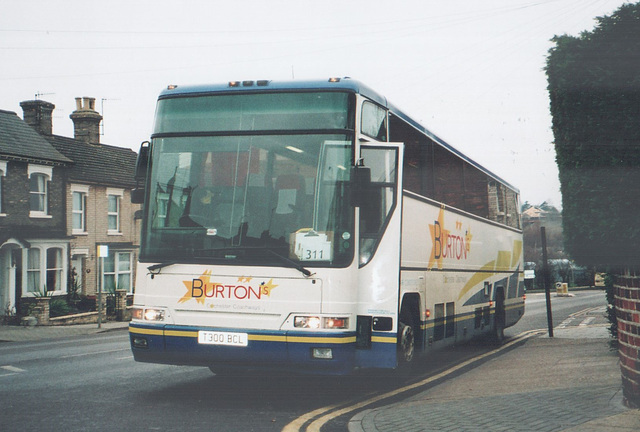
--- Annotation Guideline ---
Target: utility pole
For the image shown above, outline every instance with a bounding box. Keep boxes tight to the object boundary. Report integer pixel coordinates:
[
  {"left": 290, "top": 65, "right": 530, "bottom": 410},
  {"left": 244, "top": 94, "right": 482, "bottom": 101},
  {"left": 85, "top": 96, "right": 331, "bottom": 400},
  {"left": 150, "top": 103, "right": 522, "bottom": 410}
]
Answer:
[{"left": 541, "top": 227, "right": 554, "bottom": 337}]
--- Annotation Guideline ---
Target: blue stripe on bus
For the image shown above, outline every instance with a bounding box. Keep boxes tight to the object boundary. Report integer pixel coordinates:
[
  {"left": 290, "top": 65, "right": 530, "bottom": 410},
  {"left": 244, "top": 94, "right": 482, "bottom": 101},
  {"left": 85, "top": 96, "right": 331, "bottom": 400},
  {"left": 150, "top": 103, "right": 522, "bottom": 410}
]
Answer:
[{"left": 129, "top": 323, "right": 400, "bottom": 373}]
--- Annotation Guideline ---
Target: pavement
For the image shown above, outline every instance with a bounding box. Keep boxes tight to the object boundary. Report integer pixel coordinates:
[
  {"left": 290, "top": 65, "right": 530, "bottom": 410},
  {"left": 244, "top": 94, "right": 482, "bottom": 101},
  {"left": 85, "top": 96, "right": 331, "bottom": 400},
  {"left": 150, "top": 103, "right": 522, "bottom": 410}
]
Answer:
[
  {"left": 348, "top": 305, "right": 640, "bottom": 432},
  {"left": 0, "top": 319, "right": 130, "bottom": 342},
  {"left": 1, "top": 305, "right": 639, "bottom": 432}
]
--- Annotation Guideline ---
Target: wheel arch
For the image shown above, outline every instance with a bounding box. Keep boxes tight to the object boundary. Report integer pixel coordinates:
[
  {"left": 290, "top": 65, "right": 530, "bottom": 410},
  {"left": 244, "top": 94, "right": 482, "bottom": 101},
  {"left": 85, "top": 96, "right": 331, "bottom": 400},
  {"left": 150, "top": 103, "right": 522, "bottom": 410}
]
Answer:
[{"left": 399, "top": 292, "right": 422, "bottom": 345}]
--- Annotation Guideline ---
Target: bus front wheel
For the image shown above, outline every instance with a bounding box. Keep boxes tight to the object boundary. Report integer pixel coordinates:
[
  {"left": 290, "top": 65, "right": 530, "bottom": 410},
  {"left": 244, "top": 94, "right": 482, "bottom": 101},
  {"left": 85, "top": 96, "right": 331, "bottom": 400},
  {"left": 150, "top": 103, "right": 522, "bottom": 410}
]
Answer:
[{"left": 398, "top": 318, "right": 416, "bottom": 365}]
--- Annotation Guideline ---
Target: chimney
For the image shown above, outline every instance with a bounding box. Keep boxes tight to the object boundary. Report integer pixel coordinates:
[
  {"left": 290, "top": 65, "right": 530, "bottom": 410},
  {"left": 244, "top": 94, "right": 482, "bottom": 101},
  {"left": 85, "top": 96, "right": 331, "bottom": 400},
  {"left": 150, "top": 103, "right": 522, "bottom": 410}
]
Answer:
[
  {"left": 20, "top": 100, "right": 55, "bottom": 136},
  {"left": 70, "top": 97, "right": 102, "bottom": 144}
]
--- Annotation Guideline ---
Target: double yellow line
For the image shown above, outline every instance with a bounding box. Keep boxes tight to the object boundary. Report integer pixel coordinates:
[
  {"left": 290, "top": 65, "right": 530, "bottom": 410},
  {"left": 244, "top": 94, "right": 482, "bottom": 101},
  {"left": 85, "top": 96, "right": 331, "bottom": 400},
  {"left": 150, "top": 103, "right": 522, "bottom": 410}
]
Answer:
[{"left": 282, "top": 329, "right": 544, "bottom": 432}]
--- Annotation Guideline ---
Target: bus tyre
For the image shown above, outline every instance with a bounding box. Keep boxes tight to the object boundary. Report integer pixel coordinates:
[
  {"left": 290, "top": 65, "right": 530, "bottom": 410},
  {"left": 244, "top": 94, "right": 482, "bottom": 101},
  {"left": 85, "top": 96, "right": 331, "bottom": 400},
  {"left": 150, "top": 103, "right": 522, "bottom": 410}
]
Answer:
[
  {"left": 398, "top": 317, "right": 416, "bottom": 365},
  {"left": 493, "top": 296, "right": 506, "bottom": 345}
]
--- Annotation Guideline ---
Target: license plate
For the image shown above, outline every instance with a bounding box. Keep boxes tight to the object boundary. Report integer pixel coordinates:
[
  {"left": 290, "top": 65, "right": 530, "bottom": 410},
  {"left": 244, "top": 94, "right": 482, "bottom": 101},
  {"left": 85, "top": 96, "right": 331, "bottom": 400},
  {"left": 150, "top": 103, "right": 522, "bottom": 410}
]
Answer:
[{"left": 198, "top": 331, "right": 248, "bottom": 346}]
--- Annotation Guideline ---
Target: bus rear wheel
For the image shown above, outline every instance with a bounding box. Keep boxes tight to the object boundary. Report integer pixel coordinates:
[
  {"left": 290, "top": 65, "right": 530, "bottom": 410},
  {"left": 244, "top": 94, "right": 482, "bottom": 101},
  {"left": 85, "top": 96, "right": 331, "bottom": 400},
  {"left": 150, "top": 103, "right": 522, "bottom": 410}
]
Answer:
[{"left": 493, "top": 293, "right": 506, "bottom": 345}]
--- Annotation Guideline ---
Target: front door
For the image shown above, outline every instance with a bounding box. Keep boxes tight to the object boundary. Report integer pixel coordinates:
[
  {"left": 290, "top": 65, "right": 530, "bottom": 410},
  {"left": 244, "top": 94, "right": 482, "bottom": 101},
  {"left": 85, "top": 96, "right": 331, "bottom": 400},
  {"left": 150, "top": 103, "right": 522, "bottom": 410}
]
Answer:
[{"left": 356, "top": 142, "right": 404, "bottom": 369}]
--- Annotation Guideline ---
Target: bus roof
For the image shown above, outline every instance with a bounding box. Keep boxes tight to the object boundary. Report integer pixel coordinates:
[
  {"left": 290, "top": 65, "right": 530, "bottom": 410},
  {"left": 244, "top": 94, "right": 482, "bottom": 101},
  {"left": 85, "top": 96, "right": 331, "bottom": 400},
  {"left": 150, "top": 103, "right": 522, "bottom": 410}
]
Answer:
[{"left": 158, "top": 78, "right": 519, "bottom": 193}]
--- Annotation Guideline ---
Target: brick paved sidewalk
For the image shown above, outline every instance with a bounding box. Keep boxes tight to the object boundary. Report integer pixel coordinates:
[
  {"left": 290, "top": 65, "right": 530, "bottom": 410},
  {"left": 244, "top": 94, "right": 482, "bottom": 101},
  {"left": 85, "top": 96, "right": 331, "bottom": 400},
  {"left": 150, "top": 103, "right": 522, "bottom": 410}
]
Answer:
[{"left": 350, "top": 328, "right": 640, "bottom": 432}]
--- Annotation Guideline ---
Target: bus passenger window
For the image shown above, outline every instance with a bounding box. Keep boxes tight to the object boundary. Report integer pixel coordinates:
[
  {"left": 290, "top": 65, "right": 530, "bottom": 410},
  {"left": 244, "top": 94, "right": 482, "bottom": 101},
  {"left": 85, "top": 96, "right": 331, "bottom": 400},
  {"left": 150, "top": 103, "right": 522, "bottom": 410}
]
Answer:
[{"left": 404, "top": 140, "right": 423, "bottom": 194}]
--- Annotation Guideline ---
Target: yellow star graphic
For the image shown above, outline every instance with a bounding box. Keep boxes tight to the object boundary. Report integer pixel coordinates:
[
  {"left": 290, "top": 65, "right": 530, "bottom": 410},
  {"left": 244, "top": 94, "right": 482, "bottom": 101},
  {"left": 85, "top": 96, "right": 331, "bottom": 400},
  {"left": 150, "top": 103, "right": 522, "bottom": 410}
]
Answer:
[
  {"left": 428, "top": 207, "right": 448, "bottom": 270},
  {"left": 237, "top": 276, "right": 253, "bottom": 283},
  {"left": 178, "top": 270, "right": 211, "bottom": 305},
  {"left": 260, "top": 279, "right": 278, "bottom": 297}
]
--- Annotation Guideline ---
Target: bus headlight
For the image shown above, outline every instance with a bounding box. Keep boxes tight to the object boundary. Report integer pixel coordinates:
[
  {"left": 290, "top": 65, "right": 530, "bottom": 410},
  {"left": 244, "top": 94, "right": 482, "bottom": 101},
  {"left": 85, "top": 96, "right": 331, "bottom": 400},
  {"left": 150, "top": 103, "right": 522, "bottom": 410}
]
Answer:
[
  {"left": 144, "top": 308, "right": 165, "bottom": 321},
  {"left": 294, "top": 316, "right": 349, "bottom": 329},
  {"left": 132, "top": 307, "right": 166, "bottom": 322},
  {"left": 295, "top": 316, "right": 321, "bottom": 329}
]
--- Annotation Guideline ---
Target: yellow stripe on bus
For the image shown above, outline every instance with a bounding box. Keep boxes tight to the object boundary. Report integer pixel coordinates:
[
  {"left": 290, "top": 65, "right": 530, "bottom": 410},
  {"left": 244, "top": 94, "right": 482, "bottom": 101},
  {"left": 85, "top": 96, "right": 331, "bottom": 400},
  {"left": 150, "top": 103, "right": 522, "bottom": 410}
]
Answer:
[
  {"left": 129, "top": 327, "right": 164, "bottom": 336},
  {"left": 371, "top": 336, "right": 397, "bottom": 344},
  {"left": 286, "top": 336, "right": 357, "bottom": 344},
  {"left": 164, "top": 330, "right": 198, "bottom": 338},
  {"left": 249, "top": 334, "right": 287, "bottom": 343}
]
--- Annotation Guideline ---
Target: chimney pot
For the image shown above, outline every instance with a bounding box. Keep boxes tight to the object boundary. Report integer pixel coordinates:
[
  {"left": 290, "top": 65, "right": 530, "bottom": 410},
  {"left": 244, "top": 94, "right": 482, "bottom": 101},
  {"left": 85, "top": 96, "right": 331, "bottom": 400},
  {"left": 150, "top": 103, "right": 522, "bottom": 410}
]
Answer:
[
  {"left": 70, "top": 96, "right": 102, "bottom": 144},
  {"left": 20, "top": 99, "right": 55, "bottom": 136}
]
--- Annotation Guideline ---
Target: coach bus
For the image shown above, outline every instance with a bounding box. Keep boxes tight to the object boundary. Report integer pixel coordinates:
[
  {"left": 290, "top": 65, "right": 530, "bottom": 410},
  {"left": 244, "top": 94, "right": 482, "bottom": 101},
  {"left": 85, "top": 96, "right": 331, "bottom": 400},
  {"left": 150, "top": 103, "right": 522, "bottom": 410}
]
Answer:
[{"left": 129, "top": 78, "right": 524, "bottom": 375}]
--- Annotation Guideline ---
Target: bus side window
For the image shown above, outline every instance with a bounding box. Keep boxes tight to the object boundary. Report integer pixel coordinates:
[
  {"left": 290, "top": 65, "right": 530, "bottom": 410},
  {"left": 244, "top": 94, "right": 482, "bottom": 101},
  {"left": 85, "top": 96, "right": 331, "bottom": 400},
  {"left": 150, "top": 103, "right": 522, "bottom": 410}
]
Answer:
[
  {"left": 463, "top": 163, "right": 489, "bottom": 219},
  {"left": 389, "top": 113, "right": 434, "bottom": 198},
  {"left": 361, "top": 101, "right": 388, "bottom": 141}
]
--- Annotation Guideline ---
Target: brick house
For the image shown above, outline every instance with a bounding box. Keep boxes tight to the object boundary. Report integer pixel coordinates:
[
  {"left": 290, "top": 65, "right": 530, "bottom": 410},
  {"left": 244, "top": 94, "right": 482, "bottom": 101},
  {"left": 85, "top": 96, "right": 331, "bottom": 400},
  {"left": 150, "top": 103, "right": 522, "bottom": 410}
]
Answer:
[
  {"left": 0, "top": 106, "right": 72, "bottom": 315},
  {"left": 20, "top": 98, "right": 140, "bottom": 298}
]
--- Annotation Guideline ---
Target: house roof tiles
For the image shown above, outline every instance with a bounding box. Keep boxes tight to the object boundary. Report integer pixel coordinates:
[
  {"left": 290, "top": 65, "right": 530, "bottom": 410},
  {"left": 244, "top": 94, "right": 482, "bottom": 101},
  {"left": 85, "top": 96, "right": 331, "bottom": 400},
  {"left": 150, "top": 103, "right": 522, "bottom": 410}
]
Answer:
[
  {"left": 46, "top": 134, "right": 137, "bottom": 188},
  {"left": 0, "top": 109, "right": 72, "bottom": 164}
]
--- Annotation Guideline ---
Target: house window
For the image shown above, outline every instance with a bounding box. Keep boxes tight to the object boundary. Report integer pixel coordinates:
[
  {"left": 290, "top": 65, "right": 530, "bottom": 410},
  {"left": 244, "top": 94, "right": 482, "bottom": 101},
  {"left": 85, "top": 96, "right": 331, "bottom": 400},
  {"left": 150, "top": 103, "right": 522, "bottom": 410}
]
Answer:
[
  {"left": 108, "top": 195, "right": 120, "bottom": 232},
  {"left": 102, "top": 251, "right": 132, "bottom": 293},
  {"left": 72, "top": 191, "right": 87, "bottom": 232},
  {"left": 27, "top": 248, "right": 41, "bottom": 294},
  {"left": 107, "top": 188, "right": 123, "bottom": 234},
  {"left": 28, "top": 164, "right": 53, "bottom": 218},
  {"left": 156, "top": 192, "right": 169, "bottom": 226},
  {"left": 23, "top": 244, "right": 68, "bottom": 296},
  {"left": 0, "top": 160, "right": 6, "bottom": 214},
  {"left": 46, "top": 248, "right": 63, "bottom": 292},
  {"left": 30, "top": 174, "right": 47, "bottom": 213}
]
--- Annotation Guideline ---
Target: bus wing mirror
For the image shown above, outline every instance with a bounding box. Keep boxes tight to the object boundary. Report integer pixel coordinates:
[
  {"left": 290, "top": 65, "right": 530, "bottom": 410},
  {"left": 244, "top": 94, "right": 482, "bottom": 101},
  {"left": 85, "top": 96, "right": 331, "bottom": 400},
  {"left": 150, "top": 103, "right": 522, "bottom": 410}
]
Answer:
[
  {"left": 350, "top": 164, "right": 371, "bottom": 207},
  {"left": 132, "top": 141, "right": 150, "bottom": 204},
  {"left": 131, "top": 188, "right": 145, "bottom": 204}
]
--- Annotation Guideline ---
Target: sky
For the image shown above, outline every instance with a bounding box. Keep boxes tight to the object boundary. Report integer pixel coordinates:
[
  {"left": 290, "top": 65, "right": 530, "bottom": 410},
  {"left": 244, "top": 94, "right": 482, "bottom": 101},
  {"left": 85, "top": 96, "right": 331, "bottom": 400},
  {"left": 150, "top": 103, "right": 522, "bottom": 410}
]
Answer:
[{"left": 0, "top": 0, "right": 630, "bottom": 209}]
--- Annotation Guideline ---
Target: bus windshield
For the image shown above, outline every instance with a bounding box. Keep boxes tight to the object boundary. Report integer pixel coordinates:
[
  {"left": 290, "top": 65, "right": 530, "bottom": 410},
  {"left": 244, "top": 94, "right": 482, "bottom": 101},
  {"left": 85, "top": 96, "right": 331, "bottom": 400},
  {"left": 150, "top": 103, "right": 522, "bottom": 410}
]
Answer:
[{"left": 141, "top": 92, "right": 355, "bottom": 268}]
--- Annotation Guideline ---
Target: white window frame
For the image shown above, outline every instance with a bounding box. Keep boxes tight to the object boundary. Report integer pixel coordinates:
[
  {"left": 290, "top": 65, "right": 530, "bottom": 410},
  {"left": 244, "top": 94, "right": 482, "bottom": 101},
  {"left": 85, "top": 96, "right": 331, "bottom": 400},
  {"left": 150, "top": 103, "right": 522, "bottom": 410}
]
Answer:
[
  {"left": 26, "top": 247, "right": 42, "bottom": 294},
  {"left": 28, "top": 164, "right": 53, "bottom": 218},
  {"left": 101, "top": 251, "right": 133, "bottom": 293},
  {"left": 107, "top": 188, "right": 123, "bottom": 235},
  {"left": 46, "top": 247, "right": 64, "bottom": 293},
  {"left": 23, "top": 241, "right": 68, "bottom": 296},
  {"left": 71, "top": 185, "right": 90, "bottom": 234}
]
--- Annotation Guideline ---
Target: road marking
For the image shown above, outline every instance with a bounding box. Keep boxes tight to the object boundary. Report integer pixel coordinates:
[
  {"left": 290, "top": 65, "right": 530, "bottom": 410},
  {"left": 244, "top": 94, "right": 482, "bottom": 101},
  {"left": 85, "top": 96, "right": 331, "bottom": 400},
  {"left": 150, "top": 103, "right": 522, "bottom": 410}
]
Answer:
[
  {"left": 60, "top": 348, "right": 129, "bottom": 359},
  {"left": 0, "top": 365, "right": 26, "bottom": 377},
  {"left": 117, "top": 355, "right": 134, "bottom": 360},
  {"left": 282, "top": 329, "right": 544, "bottom": 432},
  {"left": 579, "top": 317, "right": 596, "bottom": 326},
  {"left": 1, "top": 365, "right": 25, "bottom": 373},
  {"left": 557, "top": 317, "right": 574, "bottom": 329},
  {"left": 557, "top": 307, "right": 603, "bottom": 329}
]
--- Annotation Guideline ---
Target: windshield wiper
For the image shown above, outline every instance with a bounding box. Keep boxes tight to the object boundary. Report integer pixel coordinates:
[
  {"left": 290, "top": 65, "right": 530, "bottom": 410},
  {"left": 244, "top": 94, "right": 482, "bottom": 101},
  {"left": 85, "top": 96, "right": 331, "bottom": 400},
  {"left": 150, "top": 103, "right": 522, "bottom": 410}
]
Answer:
[
  {"left": 265, "top": 249, "right": 313, "bottom": 277},
  {"left": 147, "top": 261, "right": 178, "bottom": 273},
  {"left": 146, "top": 249, "right": 313, "bottom": 277}
]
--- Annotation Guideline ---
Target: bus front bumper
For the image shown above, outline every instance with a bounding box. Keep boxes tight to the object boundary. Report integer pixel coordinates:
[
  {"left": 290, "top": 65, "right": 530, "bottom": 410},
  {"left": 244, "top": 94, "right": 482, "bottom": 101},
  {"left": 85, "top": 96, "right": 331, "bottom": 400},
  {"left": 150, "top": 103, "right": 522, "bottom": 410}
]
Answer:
[{"left": 129, "top": 322, "right": 397, "bottom": 375}]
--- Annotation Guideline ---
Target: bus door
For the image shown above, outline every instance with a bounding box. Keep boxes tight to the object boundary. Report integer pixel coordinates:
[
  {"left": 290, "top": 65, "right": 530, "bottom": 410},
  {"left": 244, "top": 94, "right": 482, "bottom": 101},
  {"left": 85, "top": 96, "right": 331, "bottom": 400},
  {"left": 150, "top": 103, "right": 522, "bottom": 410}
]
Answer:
[{"left": 356, "top": 143, "right": 404, "bottom": 369}]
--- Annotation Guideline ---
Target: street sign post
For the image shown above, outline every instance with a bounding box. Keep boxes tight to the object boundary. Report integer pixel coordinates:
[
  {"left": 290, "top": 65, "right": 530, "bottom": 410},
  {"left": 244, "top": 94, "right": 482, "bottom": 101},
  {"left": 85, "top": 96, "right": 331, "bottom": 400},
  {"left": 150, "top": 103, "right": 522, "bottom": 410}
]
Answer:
[{"left": 97, "top": 245, "right": 109, "bottom": 329}]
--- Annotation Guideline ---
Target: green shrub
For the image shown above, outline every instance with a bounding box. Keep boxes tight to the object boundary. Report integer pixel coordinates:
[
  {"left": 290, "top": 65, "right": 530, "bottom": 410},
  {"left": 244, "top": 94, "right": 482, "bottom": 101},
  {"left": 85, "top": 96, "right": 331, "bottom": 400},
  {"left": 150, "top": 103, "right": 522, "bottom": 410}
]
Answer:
[{"left": 49, "top": 297, "right": 72, "bottom": 318}]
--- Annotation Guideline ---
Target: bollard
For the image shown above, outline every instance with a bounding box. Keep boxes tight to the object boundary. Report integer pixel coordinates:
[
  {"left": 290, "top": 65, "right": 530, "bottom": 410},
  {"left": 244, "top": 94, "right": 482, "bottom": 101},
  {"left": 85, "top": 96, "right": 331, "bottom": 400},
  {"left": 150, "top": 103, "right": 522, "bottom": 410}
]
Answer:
[{"left": 556, "top": 282, "right": 570, "bottom": 297}]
